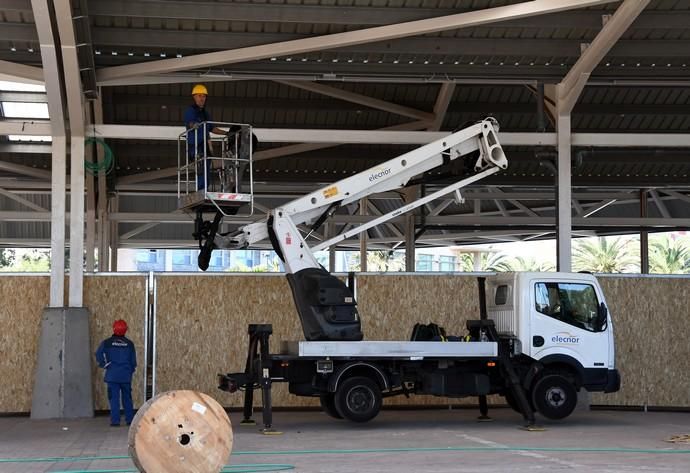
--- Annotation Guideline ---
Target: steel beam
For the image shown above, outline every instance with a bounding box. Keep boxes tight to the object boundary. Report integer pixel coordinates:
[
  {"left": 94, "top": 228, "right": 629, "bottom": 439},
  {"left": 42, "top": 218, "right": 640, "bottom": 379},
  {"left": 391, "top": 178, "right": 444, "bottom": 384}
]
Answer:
[
  {"left": 80, "top": 1, "right": 688, "bottom": 30},
  {"left": 0, "top": 59, "right": 43, "bottom": 84},
  {"left": 559, "top": 0, "right": 650, "bottom": 114},
  {"left": 254, "top": 120, "right": 430, "bottom": 162},
  {"left": 0, "top": 121, "right": 52, "bottom": 136},
  {"left": 649, "top": 190, "right": 671, "bottom": 219},
  {"left": 96, "top": 0, "right": 615, "bottom": 82},
  {"left": 429, "top": 83, "right": 456, "bottom": 131},
  {"left": 0, "top": 160, "right": 51, "bottom": 179},
  {"left": 80, "top": 28, "right": 690, "bottom": 58},
  {"left": 0, "top": 143, "right": 51, "bottom": 154},
  {"left": 658, "top": 189, "right": 690, "bottom": 205},
  {"left": 116, "top": 167, "right": 179, "bottom": 185},
  {"left": 0, "top": 91, "right": 47, "bottom": 103},
  {"left": 32, "top": 0, "right": 67, "bottom": 307},
  {"left": 0, "top": 187, "right": 47, "bottom": 211},
  {"left": 3, "top": 211, "right": 689, "bottom": 228},
  {"left": 88, "top": 125, "right": 690, "bottom": 148},
  {"left": 276, "top": 81, "right": 434, "bottom": 122}
]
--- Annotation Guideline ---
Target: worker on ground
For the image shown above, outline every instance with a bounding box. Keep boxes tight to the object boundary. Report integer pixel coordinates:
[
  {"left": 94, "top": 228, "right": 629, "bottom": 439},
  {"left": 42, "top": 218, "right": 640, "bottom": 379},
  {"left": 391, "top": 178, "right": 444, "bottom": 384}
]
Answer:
[
  {"left": 95, "top": 319, "right": 137, "bottom": 427},
  {"left": 184, "top": 84, "right": 230, "bottom": 190}
]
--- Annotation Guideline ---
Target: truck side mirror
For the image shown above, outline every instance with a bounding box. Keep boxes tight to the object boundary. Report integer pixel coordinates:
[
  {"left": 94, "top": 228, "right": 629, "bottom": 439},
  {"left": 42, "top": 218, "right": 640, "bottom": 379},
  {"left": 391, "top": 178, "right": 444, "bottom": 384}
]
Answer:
[{"left": 596, "top": 302, "right": 608, "bottom": 332}]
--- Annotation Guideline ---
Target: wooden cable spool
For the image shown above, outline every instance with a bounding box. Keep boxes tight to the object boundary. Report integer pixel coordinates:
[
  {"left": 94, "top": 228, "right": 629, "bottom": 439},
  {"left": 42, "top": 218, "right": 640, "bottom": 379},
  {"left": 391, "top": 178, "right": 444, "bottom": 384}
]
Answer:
[{"left": 128, "top": 390, "right": 233, "bottom": 473}]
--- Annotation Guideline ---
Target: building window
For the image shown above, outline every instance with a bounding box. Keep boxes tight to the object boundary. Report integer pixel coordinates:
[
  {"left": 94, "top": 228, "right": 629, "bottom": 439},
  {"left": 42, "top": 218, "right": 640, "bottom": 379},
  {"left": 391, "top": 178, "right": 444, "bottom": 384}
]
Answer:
[
  {"left": 136, "top": 250, "right": 158, "bottom": 263},
  {"left": 172, "top": 251, "right": 192, "bottom": 266},
  {"left": 439, "top": 255, "right": 456, "bottom": 271},
  {"left": 416, "top": 254, "right": 433, "bottom": 271}
]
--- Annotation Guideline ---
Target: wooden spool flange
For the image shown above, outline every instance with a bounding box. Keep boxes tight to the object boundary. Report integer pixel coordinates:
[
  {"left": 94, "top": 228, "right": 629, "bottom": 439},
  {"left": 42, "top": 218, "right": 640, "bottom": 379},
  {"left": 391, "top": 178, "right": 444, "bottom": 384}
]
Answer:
[{"left": 128, "top": 390, "right": 233, "bottom": 473}]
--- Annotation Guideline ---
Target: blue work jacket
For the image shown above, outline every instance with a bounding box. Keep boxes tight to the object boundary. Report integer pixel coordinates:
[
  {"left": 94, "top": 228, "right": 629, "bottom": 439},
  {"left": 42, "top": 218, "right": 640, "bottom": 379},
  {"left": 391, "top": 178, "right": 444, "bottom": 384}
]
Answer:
[
  {"left": 183, "top": 104, "right": 215, "bottom": 156},
  {"left": 95, "top": 335, "right": 137, "bottom": 384}
]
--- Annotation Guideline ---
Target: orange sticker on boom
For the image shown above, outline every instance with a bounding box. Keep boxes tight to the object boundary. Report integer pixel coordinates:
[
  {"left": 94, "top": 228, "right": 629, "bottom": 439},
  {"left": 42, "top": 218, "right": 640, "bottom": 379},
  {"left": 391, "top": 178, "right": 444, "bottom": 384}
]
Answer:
[{"left": 322, "top": 186, "right": 338, "bottom": 199}]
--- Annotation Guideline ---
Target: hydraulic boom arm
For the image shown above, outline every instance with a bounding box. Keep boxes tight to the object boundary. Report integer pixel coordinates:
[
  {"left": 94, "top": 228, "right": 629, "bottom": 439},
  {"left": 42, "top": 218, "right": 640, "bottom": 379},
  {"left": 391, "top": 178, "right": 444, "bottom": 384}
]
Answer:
[{"left": 199, "top": 118, "right": 508, "bottom": 341}]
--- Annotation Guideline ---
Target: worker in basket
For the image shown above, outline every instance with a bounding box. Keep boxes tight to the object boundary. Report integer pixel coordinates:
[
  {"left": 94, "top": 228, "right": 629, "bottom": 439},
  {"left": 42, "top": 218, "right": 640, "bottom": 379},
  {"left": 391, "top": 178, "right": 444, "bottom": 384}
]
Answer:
[{"left": 184, "top": 84, "right": 258, "bottom": 192}]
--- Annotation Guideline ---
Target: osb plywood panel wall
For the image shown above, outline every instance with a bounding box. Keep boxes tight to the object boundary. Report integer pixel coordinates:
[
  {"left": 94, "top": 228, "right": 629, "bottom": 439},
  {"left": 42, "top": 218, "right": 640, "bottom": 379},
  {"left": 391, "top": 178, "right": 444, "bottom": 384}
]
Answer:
[
  {"left": 0, "top": 276, "right": 50, "bottom": 412},
  {"left": 154, "top": 274, "right": 486, "bottom": 408},
  {"left": 154, "top": 275, "right": 316, "bottom": 408},
  {"left": 84, "top": 275, "right": 148, "bottom": 411},
  {"left": 592, "top": 277, "right": 690, "bottom": 408},
  {"left": 155, "top": 274, "right": 690, "bottom": 410}
]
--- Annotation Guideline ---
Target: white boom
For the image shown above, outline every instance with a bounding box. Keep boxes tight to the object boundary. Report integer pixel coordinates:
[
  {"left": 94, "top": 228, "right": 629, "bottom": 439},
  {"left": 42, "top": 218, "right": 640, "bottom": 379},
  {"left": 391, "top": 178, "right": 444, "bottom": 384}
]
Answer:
[{"left": 211, "top": 118, "right": 507, "bottom": 273}]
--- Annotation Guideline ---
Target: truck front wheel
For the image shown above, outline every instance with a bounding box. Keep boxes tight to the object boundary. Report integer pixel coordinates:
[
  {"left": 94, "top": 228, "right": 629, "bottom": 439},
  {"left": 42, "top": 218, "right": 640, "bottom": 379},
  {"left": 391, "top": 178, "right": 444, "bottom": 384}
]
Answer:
[
  {"left": 334, "top": 376, "right": 382, "bottom": 423},
  {"left": 531, "top": 374, "right": 577, "bottom": 420}
]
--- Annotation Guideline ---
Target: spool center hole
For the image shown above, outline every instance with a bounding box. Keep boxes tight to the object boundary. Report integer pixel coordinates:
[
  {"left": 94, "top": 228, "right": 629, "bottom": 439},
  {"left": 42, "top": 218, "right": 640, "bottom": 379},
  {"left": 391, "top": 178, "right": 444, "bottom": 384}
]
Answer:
[{"left": 179, "top": 433, "right": 191, "bottom": 446}]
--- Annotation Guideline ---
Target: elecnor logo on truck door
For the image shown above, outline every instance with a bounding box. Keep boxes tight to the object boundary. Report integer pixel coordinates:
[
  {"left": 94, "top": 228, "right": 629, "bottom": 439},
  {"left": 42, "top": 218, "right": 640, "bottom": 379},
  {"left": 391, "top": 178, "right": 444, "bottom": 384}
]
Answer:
[
  {"left": 552, "top": 332, "right": 580, "bottom": 344},
  {"left": 368, "top": 167, "right": 391, "bottom": 182}
]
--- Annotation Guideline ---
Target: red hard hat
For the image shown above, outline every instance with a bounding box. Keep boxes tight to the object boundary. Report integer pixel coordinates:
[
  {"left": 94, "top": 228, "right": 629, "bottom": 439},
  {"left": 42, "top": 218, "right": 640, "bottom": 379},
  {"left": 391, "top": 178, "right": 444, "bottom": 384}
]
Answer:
[{"left": 113, "top": 319, "right": 128, "bottom": 336}]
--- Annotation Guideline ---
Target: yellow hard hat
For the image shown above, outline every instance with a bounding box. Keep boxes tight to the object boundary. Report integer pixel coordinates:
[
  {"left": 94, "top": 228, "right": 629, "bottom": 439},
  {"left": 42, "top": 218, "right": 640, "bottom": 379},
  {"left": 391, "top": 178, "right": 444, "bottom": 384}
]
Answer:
[{"left": 191, "top": 84, "right": 208, "bottom": 96}]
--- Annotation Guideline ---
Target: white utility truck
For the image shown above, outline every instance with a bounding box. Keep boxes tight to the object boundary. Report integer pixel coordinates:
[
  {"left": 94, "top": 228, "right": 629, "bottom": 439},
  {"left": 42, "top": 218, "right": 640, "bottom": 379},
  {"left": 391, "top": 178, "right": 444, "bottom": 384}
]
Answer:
[{"left": 184, "top": 119, "right": 620, "bottom": 431}]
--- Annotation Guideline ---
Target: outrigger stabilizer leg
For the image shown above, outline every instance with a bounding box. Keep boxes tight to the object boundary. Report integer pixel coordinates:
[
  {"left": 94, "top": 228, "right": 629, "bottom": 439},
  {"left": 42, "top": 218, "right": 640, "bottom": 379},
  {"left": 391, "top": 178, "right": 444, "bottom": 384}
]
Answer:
[{"left": 194, "top": 210, "right": 223, "bottom": 271}]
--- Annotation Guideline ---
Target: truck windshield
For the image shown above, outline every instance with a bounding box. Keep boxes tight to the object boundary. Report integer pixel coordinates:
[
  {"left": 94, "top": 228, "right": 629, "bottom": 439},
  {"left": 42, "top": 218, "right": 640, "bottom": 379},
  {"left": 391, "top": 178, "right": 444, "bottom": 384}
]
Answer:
[{"left": 535, "top": 282, "right": 601, "bottom": 332}]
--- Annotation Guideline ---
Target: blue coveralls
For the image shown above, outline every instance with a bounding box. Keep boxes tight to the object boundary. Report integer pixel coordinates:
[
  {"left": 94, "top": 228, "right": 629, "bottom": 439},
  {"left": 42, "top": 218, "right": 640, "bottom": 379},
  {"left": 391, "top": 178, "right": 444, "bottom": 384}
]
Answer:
[
  {"left": 183, "top": 104, "right": 215, "bottom": 190},
  {"left": 95, "top": 335, "right": 137, "bottom": 425}
]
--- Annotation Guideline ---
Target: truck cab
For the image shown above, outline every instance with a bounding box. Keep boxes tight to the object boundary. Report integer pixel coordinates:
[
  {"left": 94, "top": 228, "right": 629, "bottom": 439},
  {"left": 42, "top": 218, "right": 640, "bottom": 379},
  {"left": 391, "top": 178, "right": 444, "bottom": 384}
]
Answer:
[{"left": 487, "top": 272, "right": 620, "bottom": 418}]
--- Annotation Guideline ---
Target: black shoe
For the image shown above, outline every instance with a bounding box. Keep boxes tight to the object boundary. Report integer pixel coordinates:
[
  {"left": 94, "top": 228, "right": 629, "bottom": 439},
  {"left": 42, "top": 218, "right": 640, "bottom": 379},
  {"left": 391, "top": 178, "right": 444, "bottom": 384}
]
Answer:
[
  {"left": 110, "top": 423, "right": 120, "bottom": 427},
  {"left": 126, "top": 422, "right": 132, "bottom": 426}
]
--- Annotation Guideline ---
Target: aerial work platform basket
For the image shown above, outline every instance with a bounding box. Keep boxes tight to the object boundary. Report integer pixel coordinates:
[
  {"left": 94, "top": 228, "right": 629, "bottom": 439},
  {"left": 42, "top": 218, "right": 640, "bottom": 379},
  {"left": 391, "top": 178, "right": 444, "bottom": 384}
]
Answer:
[{"left": 177, "top": 121, "right": 254, "bottom": 216}]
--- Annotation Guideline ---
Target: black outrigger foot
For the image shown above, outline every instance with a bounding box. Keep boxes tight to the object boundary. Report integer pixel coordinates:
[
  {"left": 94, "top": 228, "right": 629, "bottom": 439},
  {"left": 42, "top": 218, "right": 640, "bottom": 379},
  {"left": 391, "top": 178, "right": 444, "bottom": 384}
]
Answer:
[
  {"left": 477, "top": 395, "right": 494, "bottom": 422},
  {"left": 194, "top": 210, "right": 223, "bottom": 271}
]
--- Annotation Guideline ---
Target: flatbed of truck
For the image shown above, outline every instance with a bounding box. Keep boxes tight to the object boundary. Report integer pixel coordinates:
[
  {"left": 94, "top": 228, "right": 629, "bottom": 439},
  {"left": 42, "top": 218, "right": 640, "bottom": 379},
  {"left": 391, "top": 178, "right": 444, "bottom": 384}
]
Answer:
[{"left": 279, "top": 340, "right": 498, "bottom": 359}]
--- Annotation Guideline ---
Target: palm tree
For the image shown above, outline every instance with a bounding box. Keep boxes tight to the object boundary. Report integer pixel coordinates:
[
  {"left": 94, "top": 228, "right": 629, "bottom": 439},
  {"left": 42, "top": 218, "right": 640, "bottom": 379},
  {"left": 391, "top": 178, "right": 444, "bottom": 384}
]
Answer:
[
  {"left": 648, "top": 235, "right": 690, "bottom": 274},
  {"left": 349, "top": 250, "right": 405, "bottom": 272},
  {"left": 508, "top": 256, "right": 555, "bottom": 272},
  {"left": 458, "top": 251, "right": 513, "bottom": 272},
  {"left": 572, "top": 237, "right": 639, "bottom": 273}
]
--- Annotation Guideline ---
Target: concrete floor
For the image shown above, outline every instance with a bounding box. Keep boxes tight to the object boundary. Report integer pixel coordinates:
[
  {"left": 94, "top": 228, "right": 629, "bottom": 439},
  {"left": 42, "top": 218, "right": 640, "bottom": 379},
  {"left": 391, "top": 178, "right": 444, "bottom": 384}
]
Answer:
[{"left": 1, "top": 408, "right": 688, "bottom": 472}]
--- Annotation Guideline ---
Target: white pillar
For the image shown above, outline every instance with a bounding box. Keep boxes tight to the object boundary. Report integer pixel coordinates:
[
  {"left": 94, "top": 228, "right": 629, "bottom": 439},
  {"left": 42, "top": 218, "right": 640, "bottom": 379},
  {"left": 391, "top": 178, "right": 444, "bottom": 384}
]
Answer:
[
  {"left": 359, "top": 198, "right": 367, "bottom": 272},
  {"left": 49, "top": 136, "right": 67, "bottom": 307},
  {"left": 556, "top": 112, "right": 572, "bottom": 272},
  {"left": 69, "top": 137, "right": 86, "bottom": 306}
]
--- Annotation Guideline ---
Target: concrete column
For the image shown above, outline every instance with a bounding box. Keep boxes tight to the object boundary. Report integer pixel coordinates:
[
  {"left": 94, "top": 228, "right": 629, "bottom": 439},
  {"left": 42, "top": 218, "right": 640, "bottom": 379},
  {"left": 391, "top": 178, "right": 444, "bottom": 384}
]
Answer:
[
  {"left": 31, "top": 307, "right": 94, "bottom": 418},
  {"left": 85, "top": 105, "right": 96, "bottom": 272},
  {"left": 85, "top": 139, "right": 96, "bottom": 272},
  {"left": 326, "top": 222, "right": 336, "bottom": 272},
  {"left": 109, "top": 194, "right": 119, "bottom": 271},
  {"left": 49, "top": 136, "right": 67, "bottom": 307},
  {"left": 640, "top": 189, "right": 649, "bottom": 273},
  {"left": 94, "top": 96, "right": 109, "bottom": 272},
  {"left": 359, "top": 197, "right": 367, "bottom": 272},
  {"left": 405, "top": 214, "right": 415, "bottom": 272},
  {"left": 556, "top": 113, "right": 573, "bottom": 272},
  {"left": 69, "top": 137, "right": 86, "bottom": 306}
]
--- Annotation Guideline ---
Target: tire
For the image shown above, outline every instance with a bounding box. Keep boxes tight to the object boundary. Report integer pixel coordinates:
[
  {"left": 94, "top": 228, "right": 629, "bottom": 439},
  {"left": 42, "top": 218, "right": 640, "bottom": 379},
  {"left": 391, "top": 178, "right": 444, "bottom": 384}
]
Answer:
[
  {"left": 334, "top": 376, "right": 382, "bottom": 423},
  {"left": 531, "top": 374, "right": 577, "bottom": 420},
  {"left": 319, "top": 394, "right": 343, "bottom": 419}
]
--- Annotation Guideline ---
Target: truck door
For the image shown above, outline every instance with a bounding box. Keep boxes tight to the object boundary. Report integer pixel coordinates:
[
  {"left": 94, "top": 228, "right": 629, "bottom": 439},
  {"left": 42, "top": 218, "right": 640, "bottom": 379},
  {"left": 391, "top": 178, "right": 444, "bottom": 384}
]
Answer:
[{"left": 528, "top": 280, "right": 610, "bottom": 369}]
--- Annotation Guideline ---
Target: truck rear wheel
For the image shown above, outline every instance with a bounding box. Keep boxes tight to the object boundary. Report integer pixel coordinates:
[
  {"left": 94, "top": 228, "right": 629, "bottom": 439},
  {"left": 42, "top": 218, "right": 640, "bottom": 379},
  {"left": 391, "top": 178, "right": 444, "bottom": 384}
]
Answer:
[
  {"left": 319, "top": 394, "right": 343, "bottom": 419},
  {"left": 334, "top": 376, "right": 382, "bottom": 423},
  {"left": 531, "top": 374, "right": 577, "bottom": 420}
]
